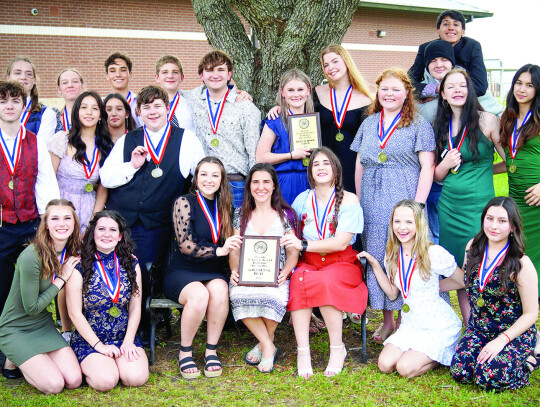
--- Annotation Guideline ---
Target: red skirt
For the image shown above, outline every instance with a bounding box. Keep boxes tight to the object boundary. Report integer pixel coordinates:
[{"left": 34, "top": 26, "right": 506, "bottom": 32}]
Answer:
[{"left": 287, "top": 246, "right": 368, "bottom": 314}]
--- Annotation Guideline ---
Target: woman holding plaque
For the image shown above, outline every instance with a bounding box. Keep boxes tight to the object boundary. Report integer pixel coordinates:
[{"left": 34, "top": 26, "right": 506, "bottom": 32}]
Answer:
[
  {"left": 54, "top": 69, "right": 86, "bottom": 133},
  {"left": 66, "top": 210, "right": 149, "bottom": 391},
  {"left": 229, "top": 163, "right": 299, "bottom": 374},
  {"left": 104, "top": 93, "right": 137, "bottom": 144},
  {"left": 433, "top": 68, "right": 504, "bottom": 324},
  {"left": 281, "top": 147, "right": 367, "bottom": 378},
  {"left": 450, "top": 197, "right": 539, "bottom": 391},
  {"left": 350, "top": 68, "right": 435, "bottom": 343},
  {"left": 163, "top": 156, "right": 240, "bottom": 379},
  {"left": 0, "top": 199, "right": 82, "bottom": 393},
  {"left": 256, "top": 69, "right": 313, "bottom": 205}
]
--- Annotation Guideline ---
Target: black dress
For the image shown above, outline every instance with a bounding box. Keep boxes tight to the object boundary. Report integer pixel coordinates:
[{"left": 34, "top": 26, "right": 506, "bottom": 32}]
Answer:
[
  {"left": 163, "top": 193, "right": 227, "bottom": 301},
  {"left": 313, "top": 91, "right": 368, "bottom": 194}
]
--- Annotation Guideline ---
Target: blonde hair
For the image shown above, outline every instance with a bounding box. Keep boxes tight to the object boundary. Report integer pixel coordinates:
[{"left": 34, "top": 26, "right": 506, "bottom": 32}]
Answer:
[
  {"left": 56, "top": 68, "right": 84, "bottom": 87},
  {"left": 385, "top": 200, "right": 431, "bottom": 282},
  {"left": 370, "top": 68, "right": 416, "bottom": 128},
  {"left": 320, "top": 45, "right": 373, "bottom": 101},
  {"left": 5, "top": 56, "right": 41, "bottom": 113},
  {"left": 276, "top": 69, "right": 314, "bottom": 128}
]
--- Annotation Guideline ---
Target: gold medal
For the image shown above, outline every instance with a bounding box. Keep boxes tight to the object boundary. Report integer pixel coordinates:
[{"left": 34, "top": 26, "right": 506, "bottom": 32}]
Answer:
[
  {"left": 211, "top": 138, "right": 219, "bottom": 147},
  {"left": 109, "top": 306, "right": 120, "bottom": 318},
  {"left": 402, "top": 304, "right": 410, "bottom": 313},
  {"left": 378, "top": 151, "right": 387, "bottom": 162},
  {"left": 477, "top": 296, "right": 484, "bottom": 307},
  {"left": 451, "top": 168, "right": 459, "bottom": 174},
  {"left": 509, "top": 163, "right": 517, "bottom": 173},
  {"left": 8, "top": 179, "right": 14, "bottom": 190},
  {"left": 84, "top": 183, "right": 94, "bottom": 192},
  {"left": 151, "top": 167, "right": 163, "bottom": 178},
  {"left": 302, "top": 157, "right": 309, "bottom": 166},
  {"left": 335, "top": 132, "right": 344, "bottom": 142}
]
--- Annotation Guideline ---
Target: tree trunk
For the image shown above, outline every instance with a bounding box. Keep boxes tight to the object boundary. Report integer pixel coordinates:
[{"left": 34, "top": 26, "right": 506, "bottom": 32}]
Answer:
[{"left": 191, "top": 0, "right": 360, "bottom": 113}]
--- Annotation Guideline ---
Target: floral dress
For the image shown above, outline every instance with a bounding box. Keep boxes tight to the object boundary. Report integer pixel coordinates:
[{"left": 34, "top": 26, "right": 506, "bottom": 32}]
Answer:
[{"left": 450, "top": 261, "right": 537, "bottom": 391}]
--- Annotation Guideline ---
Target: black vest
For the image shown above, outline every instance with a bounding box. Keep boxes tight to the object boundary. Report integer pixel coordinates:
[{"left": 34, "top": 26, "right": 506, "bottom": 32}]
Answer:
[{"left": 106, "top": 127, "right": 186, "bottom": 229}]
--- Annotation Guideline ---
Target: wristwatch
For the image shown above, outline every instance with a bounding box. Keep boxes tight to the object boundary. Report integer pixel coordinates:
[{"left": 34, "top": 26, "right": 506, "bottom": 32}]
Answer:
[{"left": 300, "top": 240, "right": 308, "bottom": 256}]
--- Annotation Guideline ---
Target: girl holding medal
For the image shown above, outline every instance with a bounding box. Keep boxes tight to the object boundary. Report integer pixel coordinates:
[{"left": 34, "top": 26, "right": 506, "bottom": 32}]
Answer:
[
  {"left": 104, "top": 93, "right": 137, "bottom": 144},
  {"left": 433, "top": 67, "right": 505, "bottom": 325},
  {"left": 450, "top": 197, "right": 539, "bottom": 391},
  {"left": 351, "top": 68, "right": 436, "bottom": 343},
  {"left": 256, "top": 69, "right": 313, "bottom": 205},
  {"left": 0, "top": 199, "right": 82, "bottom": 393},
  {"left": 66, "top": 210, "right": 149, "bottom": 391},
  {"left": 358, "top": 200, "right": 463, "bottom": 378},
  {"left": 163, "top": 156, "right": 239, "bottom": 379},
  {"left": 54, "top": 69, "right": 85, "bottom": 133},
  {"left": 281, "top": 147, "right": 367, "bottom": 378}
]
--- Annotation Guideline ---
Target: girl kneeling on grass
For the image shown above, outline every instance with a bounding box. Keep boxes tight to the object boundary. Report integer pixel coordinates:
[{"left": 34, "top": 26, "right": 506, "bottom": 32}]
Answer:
[{"left": 358, "top": 199, "right": 464, "bottom": 378}]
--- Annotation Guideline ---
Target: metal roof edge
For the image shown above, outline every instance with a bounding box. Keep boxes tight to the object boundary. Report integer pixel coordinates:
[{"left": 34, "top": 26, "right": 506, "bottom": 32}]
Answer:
[{"left": 358, "top": 1, "right": 493, "bottom": 19}]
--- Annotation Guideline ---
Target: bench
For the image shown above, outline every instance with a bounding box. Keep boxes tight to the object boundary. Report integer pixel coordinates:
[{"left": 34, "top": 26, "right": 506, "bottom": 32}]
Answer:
[{"left": 146, "top": 296, "right": 183, "bottom": 365}]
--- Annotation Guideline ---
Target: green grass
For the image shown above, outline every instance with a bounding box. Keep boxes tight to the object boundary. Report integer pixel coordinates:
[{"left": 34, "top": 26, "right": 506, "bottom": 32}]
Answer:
[{"left": 493, "top": 152, "right": 509, "bottom": 197}]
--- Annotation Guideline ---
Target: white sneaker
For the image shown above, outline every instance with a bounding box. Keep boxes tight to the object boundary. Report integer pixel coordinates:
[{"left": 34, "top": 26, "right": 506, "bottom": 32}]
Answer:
[{"left": 61, "top": 331, "right": 73, "bottom": 344}]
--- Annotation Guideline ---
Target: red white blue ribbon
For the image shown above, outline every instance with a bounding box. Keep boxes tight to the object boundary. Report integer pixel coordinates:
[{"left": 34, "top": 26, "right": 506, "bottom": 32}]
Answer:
[
  {"left": 510, "top": 110, "right": 532, "bottom": 159},
  {"left": 168, "top": 92, "right": 180, "bottom": 123},
  {"left": 398, "top": 246, "right": 416, "bottom": 299},
  {"left": 330, "top": 85, "right": 352, "bottom": 130},
  {"left": 95, "top": 251, "right": 121, "bottom": 303},
  {"left": 287, "top": 109, "right": 293, "bottom": 115},
  {"left": 62, "top": 107, "right": 70, "bottom": 132},
  {"left": 206, "top": 88, "right": 229, "bottom": 134},
  {"left": 83, "top": 144, "right": 99, "bottom": 182},
  {"left": 143, "top": 122, "right": 171, "bottom": 166},
  {"left": 196, "top": 191, "right": 221, "bottom": 244},
  {"left": 311, "top": 189, "right": 335, "bottom": 240},
  {"left": 448, "top": 118, "right": 468, "bottom": 151},
  {"left": 0, "top": 126, "right": 24, "bottom": 177},
  {"left": 20, "top": 98, "right": 32, "bottom": 126},
  {"left": 477, "top": 241, "right": 509, "bottom": 293},
  {"left": 377, "top": 109, "right": 401, "bottom": 150},
  {"left": 52, "top": 247, "right": 66, "bottom": 283},
  {"left": 125, "top": 91, "right": 133, "bottom": 105}
]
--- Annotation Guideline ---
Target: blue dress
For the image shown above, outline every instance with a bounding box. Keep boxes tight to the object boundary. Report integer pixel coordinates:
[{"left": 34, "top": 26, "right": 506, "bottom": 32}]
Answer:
[
  {"left": 264, "top": 117, "right": 309, "bottom": 205},
  {"left": 70, "top": 251, "right": 142, "bottom": 362}
]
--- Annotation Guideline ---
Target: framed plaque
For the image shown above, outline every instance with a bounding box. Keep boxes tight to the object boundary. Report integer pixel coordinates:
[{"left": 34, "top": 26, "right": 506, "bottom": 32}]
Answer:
[
  {"left": 238, "top": 235, "right": 280, "bottom": 287},
  {"left": 288, "top": 112, "right": 322, "bottom": 152}
]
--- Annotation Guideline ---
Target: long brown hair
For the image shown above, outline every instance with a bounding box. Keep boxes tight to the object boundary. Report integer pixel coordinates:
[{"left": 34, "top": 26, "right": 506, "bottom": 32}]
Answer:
[
  {"left": 370, "top": 68, "right": 415, "bottom": 128},
  {"left": 5, "top": 56, "right": 42, "bottom": 113},
  {"left": 190, "top": 156, "right": 233, "bottom": 240},
  {"left": 306, "top": 147, "right": 344, "bottom": 233},
  {"left": 32, "top": 199, "right": 81, "bottom": 280}
]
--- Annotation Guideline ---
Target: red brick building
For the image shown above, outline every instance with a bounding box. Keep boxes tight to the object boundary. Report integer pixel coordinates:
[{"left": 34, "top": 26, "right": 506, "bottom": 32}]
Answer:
[{"left": 0, "top": 0, "right": 491, "bottom": 101}]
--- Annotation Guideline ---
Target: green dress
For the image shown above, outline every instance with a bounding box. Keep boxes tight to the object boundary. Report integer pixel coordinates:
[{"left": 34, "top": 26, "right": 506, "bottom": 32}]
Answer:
[
  {"left": 505, "top": 135, "right": 540, "bottom": 292},
  {"left": 439, "top": 131, "right": 495, "bottom": 267},
  {"left": 0, "top": 245, "right": 68, "bottom": 366}
]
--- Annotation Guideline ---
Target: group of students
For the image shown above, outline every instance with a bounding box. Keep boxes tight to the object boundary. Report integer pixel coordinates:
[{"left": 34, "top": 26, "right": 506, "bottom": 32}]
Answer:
[{"left": 0, "top": 8, "right": 538, "bottom": 395}]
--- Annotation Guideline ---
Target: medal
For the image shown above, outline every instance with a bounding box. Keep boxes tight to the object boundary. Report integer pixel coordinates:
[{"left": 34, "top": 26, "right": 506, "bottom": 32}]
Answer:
[
  {"left": 377, "top": 109, "right": 401, "bottom": 163},
  {"left": 85, "top": 183, "right": 94, "bottom": 192},
  {"left": 311, "top": 189, "right": 336, "bottom": 240},
  {"left": 95, "top": 251, "right": 121, "bottom": 307},
  {"left": 402, "top": 304, "right": 410, "bottom": 313},
  {"left": 206, "top": 88, "right": 229, "bottom": 135},
  {"left": 108, "top": 306, "right": 120, "bottom": 318},
  {"left": 477, "top": 241, "right": 509, "bottom": 307},
  {"left": 302, "top": 157, "right": 309, "bottom": 166},
  {"left": 20, "top": 98, "right": 32, "bottom": 127},
  {"left": 211, "top": 138, "right": 219, "bottom": 147},
  {"left": 196, "top": 191, "right": 221, "bottom": 243},
  {"left": 330, "top": 85, "right": 352, "bottom": 140},
  {"left": 509, "top": 110, "right": 531, "bottom": 171},
  {"left": 451, "top": 168, "right": 459, "bottom": 174},
  {"left": 447, "top": 118, "right": 467, "bottom": 174},
  {"left": 143, "top": 123, "right": 172, "bottom": 179},
  {"left": 62, "top": 106, "right": 70, "bottom": 132},
  {"left": 398, "top": 246, "right": 416, "bottom": 313},
  {"left": 83, "top": 144, "right": 99, "bottom": 192},
  {"left": 168, "top": 91, "right": 180, "bottom": 123},
  {"left": 0, "top": 126, "right": 24, "bottom": 190},
  {"left": 509, "top": 162, "right": 517, "bottom": 173}
]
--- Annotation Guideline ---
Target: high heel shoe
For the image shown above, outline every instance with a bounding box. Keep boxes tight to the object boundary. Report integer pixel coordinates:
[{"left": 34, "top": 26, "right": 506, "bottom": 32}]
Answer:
[
  {"left": 324, "top": 344, "right": 347, "bottom": 377},
  {"left": 297, "top": 346, "right": 313, "bottom": 379}
]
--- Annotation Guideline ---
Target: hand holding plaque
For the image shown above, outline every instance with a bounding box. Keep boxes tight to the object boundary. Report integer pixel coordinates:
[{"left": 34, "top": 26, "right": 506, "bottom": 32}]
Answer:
[
  {"left": 288, "top": 113, "right": 322, "bottom": 153},
  {"left": 238, "top": 235, "right": 280, "bottom": 287}
]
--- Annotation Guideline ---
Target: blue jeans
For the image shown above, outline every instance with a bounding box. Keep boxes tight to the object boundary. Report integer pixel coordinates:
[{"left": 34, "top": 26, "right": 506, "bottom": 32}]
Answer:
[
  {"left": 426, "top": 182, "right": 442, "bottom": 244},
  {"left": 229, "top": 180, "right": 245, "bottom": 209}
]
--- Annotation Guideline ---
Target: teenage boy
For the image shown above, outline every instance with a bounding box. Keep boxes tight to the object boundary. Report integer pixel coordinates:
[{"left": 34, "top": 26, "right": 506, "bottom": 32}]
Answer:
[
  {"left": 104, "top": 52, "right": 143, "bottom": 127},
  {"left": 154, "top": 55, "right": 195, "bottom": 132},
  {"left": 409, "top": 9, "right": 488, "bottom": 99},
  {"left": 100, "top": 85, "right": 204, "bottom": 339},
  {"left": 189, "top": 50, "right": 260, "bottom": 207},
  {"left": 0, "top": 80, "right": 59, "bottom": 315}
]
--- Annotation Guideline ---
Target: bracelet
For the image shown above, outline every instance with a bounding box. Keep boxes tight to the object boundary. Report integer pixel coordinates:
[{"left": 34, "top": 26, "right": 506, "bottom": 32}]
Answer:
[
  {"left": 289, "top": 152, "right": 293, "bottom": 160},
  {"left": 501, "top": 332, "right": 511, "bottom": 343},
  {"left": 55, "top": 276, "right": 66, "bottom": 283},
  {"left": 92, "top": 339, "right": 101, "bottom": 349}
]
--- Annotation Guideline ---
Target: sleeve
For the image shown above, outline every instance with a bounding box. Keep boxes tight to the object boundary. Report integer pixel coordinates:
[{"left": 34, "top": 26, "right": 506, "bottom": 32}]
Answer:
[
  {"left": 232, "top": 207, "right": 242, "bottom": 231},
  {"left": 47, "top": 131, "right": 68, "bottom": 158},
  {"left": 414, "top": 115, "right": 436, "bottom": 153},
  {"left": 35, "top": 106, "right": 58, "bottom": 146},
  {"left": 179, "top": 129, "right": 205, "bottom": 178},
  {"left": 19, "top": 247, "right": 60, "bottom": 316},
  {"left": 242, "top": 102, "right": 262, "bottom": 169},
  {"left": 408, "top": 43, "right": 428, "bottom": 97},
  {"left": 172, "top": 196, "right": 219, "bottom": 261},
  {"left": 429, "top": 245, "right": 457, "bottom": 277},
  {"left": 292, "top": 190, "right": 308, "bottom": 218},
  {"left": 336, "top": 203, "right": 364, "bottom": 234},
  {"left": 35, "top": 136, "right": 60, "bottom": 214},
  {"left": 349, "top": 118, "right": 366, "bottom": 152},
  {"left": 466, "top": 40, "right": 488, "bottom": 97},
  {"left": 98, "top": 135, "right": 139, "bottom": 188}
]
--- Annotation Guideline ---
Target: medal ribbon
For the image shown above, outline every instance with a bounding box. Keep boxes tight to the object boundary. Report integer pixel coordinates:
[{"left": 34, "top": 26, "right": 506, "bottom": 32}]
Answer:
[
  {"left": 83, "top": 144, "right": 99, "bottom": 182},
  {"left": 206, "top": 88, "right": 229, "bottom": 134},
  {"left": 377, "top": 109, "right": 401, "bottom": 149},
  {"left": 330, "top": 85, "right": 353, "bottom": 130},
  {"left": 168, "top": 92, "right": 180, "bottom": 123},
  {"left": 448, "top": 118, "right": 468, "bottom": 151},
  {"left": 398, "top": 246, "right": 416, "bottom": 299},
  {"left": 20, "top": 98, "right": 32, "bottom": 126},
  {"left": 510, "top": 110, "right": 532, "bottom": 159},
  {"left": 95, "top": 251, "right": 121, "bottom": 303},
  {"left": 62, "top": 107, "right": 70, "bottom": 132},
  {"left": 311, "top": 189, "right": 336, "bottom": 240},
  {"left": 0, "top": 127, "right": 24, "bottom": 177},
  {"left": 477, "top": 241, "right": 509, "bottom": 293},
  {"left": 143, "top": 122, "right": 172, "bottom": 166},
  {"left": 287, "top": 109, "right": 293, "bottom": 115},
  {"left": 196, "top": 191, "right": 221, "bottom": 244},
  {"left": 125, "top": 91, "right": 132, "bottom": 105},
  {"left": 51, "top": 247, "right": 66, "bottom": 283}
]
